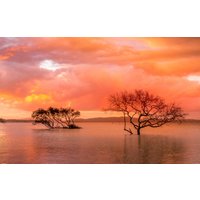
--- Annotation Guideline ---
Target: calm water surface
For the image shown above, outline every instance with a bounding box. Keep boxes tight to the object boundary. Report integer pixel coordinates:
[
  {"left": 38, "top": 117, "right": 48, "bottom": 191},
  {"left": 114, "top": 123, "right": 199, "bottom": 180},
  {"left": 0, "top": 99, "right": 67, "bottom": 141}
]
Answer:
[{"left": 0, "top": 122, "right": 200, "bottom": 164}]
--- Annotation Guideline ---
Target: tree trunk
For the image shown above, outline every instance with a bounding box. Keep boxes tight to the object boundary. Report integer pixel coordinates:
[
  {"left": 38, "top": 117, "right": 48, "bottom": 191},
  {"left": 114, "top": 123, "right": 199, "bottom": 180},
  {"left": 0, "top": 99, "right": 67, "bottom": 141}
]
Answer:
[
  {"left": 137, "top": 128, "right": 141, "bottom": 135},
  {"left": 123, "top": 112, "right": 126, "bottom": 130}
]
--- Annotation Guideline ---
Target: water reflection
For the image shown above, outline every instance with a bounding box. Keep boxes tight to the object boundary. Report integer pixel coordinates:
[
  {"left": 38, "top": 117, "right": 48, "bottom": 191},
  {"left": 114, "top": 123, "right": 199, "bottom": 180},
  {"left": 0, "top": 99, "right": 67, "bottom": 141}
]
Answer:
[
  {"left": 123, "top": 134, "right": 185, "bottom": 164},
  {"left": 31, "top": 127, "right": 123, "bottom": 164},
  {"left": 0, "top": 122, "right": 199, "bottom": 164}
]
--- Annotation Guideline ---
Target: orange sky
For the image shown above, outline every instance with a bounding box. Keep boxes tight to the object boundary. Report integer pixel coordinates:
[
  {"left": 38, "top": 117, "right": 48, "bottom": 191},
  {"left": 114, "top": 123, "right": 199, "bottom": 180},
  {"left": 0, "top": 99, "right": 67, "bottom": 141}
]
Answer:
[{"left": 0, "top": 37, "right": 200, "bottom": 119}]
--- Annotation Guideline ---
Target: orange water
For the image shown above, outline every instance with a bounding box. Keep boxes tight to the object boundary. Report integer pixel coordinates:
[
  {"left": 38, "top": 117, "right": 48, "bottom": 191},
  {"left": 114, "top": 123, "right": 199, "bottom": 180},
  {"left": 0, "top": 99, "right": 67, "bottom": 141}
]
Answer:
[{"left": 0, "top": 122, "right": 200, "bottom": 163}]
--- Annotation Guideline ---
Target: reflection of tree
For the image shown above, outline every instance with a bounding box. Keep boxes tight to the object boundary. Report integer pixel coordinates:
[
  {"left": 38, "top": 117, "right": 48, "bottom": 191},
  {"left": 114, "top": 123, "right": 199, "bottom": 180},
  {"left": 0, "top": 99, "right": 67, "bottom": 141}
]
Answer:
[
  {"left": 123, "top": 135, "right": 185, "bottom": 164},
  {"left": 31, "top": 128, "right": 82, "bottom": 163},
  {"left": 123, "top": 134, "right": 128, "bottom": 162}
]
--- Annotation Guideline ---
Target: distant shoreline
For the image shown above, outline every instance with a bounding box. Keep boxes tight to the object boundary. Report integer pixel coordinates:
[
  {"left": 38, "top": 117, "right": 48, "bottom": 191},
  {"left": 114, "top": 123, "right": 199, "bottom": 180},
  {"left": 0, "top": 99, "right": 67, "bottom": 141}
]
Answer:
[{"left": 1, "top": 117, "right": 200, "bottom": 123}]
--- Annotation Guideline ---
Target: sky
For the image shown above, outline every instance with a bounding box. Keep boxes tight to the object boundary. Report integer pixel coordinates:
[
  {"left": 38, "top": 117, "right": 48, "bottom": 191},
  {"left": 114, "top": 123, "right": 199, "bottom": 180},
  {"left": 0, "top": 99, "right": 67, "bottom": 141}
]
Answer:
[{"left": 0, "top": 37, "right": 200, "bottom": 119}]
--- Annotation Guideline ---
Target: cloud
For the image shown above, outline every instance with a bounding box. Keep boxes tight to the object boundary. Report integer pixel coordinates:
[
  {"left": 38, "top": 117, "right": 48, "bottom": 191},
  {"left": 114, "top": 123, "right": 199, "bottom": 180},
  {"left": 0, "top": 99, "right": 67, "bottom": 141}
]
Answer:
[
  {"left": 0, "top": 38, "right": 200, "bottom": 118},
  {"left": 1, "top": 37, "right": 200, "bottom": 73}
]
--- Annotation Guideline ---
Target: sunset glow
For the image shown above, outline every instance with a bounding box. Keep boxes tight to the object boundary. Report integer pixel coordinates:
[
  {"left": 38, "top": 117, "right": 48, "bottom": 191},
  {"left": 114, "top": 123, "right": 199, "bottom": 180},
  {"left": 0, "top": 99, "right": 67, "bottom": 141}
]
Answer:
[
  {"left": 39, "top": 60, "right": 60, "bottom": 71},
  {"left": 0, "top": 37, "right": 200, "bottom": 119}
]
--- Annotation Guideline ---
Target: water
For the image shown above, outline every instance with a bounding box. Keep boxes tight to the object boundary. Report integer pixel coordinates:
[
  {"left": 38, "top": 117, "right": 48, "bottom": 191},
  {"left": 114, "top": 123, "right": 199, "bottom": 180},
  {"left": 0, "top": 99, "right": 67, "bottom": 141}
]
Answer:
[{"left": 0, "top": 122, "right": 200, "bottom": 164}]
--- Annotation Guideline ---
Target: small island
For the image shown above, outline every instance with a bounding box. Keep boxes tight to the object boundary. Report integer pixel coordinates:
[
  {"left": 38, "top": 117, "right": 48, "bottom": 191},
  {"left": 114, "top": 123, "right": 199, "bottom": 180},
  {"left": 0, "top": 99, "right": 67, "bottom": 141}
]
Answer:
[
  {"left": 0, "top": 118, "right": 6, "bottom": 123},
  {"left": 32, "top": 107, "right": 81, "bottom": 129}
]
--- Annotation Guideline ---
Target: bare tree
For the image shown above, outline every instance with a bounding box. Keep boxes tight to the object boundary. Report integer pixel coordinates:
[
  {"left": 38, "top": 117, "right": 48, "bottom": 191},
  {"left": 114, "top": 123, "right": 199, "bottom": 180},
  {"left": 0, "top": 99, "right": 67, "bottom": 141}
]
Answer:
[
  {"left": 32, "top": 107, "right": 80, "bottom": 129},
  {"left": 108, "top": 90, "right": 185, "bottom": 135}
]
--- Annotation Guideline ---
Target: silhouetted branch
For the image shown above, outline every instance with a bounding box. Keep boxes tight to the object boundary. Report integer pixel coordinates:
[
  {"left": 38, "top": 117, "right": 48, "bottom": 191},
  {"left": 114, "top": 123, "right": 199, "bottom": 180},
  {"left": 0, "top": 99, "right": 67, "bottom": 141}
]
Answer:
[
  {"left": 32, "top": 107, "right": 81, "bottom": 129},
  {"left": 108, "top": 90, "right": 186, "bottom": 135}
]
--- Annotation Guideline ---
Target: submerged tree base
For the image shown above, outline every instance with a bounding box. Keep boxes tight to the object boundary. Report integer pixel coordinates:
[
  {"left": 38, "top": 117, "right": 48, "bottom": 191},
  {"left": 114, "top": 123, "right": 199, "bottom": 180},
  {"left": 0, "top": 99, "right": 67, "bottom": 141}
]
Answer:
[
  {"left": 33, "top": 122, "right": 81, "bottom": 129},
  {"left": 50, "top": 127, "right": 82, "bottom": 129},
  {"left": 63, "top": 124, "right": 81, "bottom": 129}
]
